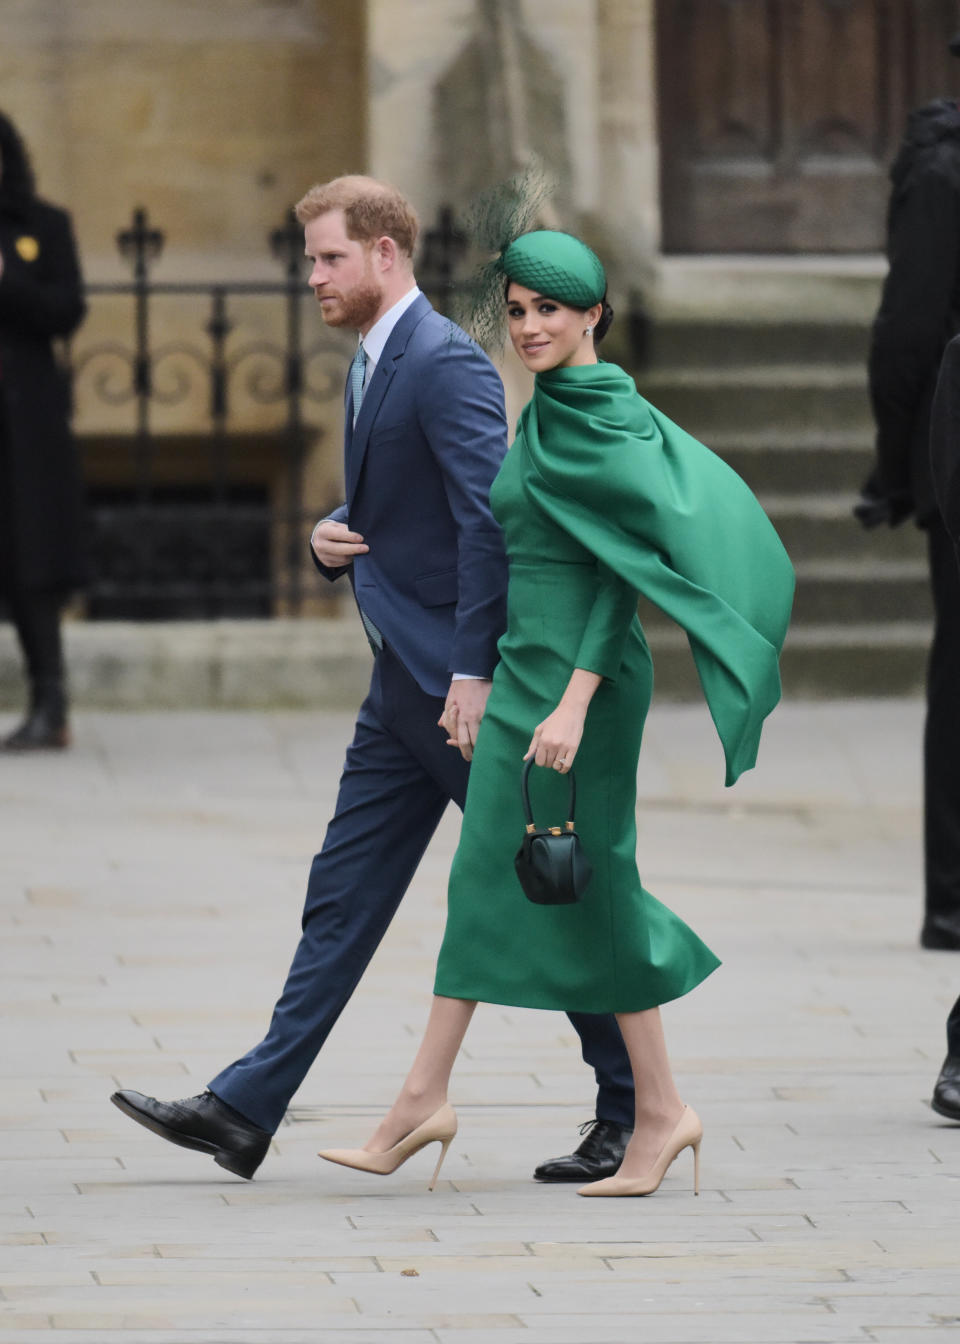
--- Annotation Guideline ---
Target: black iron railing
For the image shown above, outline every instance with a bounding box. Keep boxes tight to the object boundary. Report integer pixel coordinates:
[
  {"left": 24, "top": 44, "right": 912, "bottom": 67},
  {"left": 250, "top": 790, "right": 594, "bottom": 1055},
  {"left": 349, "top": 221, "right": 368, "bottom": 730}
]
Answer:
[
  {"left": 73, "top": 205, "right": 467, "bottom": 620},
  {"left": 73, "top": 208, "right": 350, "bottom": 618},
  {"left": 72, "top": 205, "right": 645, "bottom": 620}
]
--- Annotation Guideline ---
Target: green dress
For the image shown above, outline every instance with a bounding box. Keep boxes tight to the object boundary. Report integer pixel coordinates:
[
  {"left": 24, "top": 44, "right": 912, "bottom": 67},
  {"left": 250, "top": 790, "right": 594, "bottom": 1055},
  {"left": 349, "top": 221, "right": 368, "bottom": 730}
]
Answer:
[{"left": 433, "top": 362, "right": 794, "bottom": 1014}]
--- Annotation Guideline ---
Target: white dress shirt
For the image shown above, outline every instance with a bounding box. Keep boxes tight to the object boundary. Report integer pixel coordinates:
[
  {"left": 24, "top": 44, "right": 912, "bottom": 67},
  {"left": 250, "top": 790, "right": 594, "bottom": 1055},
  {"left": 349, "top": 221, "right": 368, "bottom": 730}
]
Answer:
[{"left": 358, "top": 286, "right": 421, "bottom": 387}]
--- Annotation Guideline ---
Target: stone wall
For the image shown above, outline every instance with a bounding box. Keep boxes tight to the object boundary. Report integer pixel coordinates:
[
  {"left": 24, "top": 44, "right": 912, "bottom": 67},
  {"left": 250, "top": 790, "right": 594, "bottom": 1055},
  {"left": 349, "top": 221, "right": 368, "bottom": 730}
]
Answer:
[
  {"left": 2, "top": 0, "right": 664, "bottom": 615},
  {"left": 369, "top": 0, "right": 658, "bottom": 271},
  {"left": 1, "top": 0, "right": 366, "bottom": 280},
  {"left": 367, "top": 0, "right": 658, "bottom": 422},
  {"left": 1, "top": 0, "right": 366, "bottom": 601}
]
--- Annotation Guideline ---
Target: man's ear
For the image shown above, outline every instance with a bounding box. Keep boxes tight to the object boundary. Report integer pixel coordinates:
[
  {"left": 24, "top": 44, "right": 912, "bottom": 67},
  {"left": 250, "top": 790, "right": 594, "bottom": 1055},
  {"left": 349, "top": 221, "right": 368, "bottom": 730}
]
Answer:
[{"left": 375, "top": 235, "right": 398, "bottom": 272}]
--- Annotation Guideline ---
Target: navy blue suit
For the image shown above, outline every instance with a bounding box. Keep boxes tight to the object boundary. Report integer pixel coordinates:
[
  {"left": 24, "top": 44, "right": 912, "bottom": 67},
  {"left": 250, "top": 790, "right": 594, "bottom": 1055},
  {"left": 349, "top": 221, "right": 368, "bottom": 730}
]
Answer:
[{"left": 209, "top": 294, "right": 633, "bottom": 1133}]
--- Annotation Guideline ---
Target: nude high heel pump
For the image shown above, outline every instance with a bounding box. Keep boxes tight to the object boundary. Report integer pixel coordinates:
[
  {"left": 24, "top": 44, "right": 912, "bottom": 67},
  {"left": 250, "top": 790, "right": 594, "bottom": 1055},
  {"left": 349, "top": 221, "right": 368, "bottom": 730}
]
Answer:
[
  {"left": 318, "top": 1103, "right": 458, "bottom": 1191},
  {"left": 577, "top": 1104, "right": 702, "bottom": 1198}
]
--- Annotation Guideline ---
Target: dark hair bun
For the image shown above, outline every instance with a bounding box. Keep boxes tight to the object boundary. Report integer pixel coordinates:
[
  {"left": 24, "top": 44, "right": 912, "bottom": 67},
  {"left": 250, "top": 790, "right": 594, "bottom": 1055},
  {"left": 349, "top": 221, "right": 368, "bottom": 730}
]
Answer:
[{"left": 594, "top": 300, "right": 615, "bottom": 344}]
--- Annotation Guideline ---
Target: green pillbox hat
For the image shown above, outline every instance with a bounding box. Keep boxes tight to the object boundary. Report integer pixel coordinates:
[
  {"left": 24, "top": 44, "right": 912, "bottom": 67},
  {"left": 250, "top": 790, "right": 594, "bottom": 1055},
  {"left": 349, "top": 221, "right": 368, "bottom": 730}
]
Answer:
[{"left": 502, "top": 230, "right": 606, "bottom": 308}]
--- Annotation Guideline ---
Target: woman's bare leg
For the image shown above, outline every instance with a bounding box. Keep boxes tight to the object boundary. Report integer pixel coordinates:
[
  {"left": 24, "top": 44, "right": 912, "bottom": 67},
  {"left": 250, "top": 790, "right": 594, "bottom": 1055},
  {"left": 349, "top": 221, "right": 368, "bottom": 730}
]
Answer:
[
  {"left": 364, "top": 995, "right": 477, "bottom": 1152},
  {"left": 614, "top": 1006, "right": 685, "bottom": 1178}
]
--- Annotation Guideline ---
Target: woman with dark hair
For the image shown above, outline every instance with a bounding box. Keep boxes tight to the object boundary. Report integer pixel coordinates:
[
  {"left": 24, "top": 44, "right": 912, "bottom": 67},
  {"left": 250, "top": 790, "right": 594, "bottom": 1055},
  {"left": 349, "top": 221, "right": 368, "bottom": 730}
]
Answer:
[
  {"left": 317, "top": 230, "right": 794, "bottom": 1197},
  {"left": 0, "top": 111, "right": 86, "bottom": 749}
]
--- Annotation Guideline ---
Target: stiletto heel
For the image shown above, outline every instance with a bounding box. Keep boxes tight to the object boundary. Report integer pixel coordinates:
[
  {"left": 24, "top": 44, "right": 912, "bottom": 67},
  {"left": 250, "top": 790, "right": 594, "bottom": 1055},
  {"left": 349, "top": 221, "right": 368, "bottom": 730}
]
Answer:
[
  {"left": 428, "top": 1134, "right": 454, "bottom": 1191},
  {"left": 577, "top": 1104, "right": 702, "bottom": 1198},
  {"left": 318, "top": 1103, "right": 458, "bottom": 1190}
]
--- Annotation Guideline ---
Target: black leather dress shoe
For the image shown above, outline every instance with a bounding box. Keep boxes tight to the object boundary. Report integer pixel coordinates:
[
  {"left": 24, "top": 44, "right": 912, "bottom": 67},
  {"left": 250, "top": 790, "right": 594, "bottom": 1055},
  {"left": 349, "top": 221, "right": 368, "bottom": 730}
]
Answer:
[
  {"left": 533, "top": 1118, "right": 633, "bottom": 1182},
  {"left": 111, "top": 1089, "right": 271, "bottom": 1178},
  {"left": 932, "top": 1055, "right": 960, "bottom": 1121},
  {"left": 1, "top": 678, "right": 69, "bottom": 752},
  {"left": 920, "top": 923, "right": 960, "bottom": 951}
]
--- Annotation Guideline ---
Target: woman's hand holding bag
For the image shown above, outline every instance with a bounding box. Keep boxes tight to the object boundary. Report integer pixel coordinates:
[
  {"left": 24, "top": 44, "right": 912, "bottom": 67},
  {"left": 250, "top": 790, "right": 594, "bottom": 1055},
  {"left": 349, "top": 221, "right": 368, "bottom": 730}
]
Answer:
[{"left": 514, "top": 758, "right": 593, "bottom": 905}]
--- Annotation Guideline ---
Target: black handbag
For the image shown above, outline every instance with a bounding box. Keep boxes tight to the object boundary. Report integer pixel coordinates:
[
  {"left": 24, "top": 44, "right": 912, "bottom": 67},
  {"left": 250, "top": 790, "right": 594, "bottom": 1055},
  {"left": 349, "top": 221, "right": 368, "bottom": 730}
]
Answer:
[{"left": 514, "top": 757, "right": 593, "bottom": 905}]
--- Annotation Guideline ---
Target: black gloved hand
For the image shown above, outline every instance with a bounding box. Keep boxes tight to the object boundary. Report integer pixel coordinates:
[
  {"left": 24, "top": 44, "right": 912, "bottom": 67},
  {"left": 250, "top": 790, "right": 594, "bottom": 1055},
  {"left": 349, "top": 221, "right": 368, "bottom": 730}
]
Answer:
[{"left": 853, "top": 470, "right": 913, "bottom": 529}]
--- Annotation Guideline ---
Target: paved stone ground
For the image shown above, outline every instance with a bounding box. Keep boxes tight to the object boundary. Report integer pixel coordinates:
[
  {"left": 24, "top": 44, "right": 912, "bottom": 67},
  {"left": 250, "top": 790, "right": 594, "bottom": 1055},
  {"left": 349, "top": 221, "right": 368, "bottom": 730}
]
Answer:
[{"left": 1, "top": 698, "right": 959, "bottom": 1344}]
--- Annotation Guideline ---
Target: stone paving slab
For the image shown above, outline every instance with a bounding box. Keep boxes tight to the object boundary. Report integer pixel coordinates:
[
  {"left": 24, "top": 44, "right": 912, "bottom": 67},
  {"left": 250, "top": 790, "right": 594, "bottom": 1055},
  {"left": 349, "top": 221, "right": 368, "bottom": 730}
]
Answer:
[{"left": 2, "top": 700, "right": 960, "bottom": 1342}]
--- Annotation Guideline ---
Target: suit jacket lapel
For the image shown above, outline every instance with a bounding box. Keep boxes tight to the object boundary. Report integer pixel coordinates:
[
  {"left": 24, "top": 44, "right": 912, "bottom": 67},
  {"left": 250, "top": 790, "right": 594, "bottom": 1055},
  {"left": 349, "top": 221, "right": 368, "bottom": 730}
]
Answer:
[{"left": 345, "top": 293, "right": 433, "bottom": 506}]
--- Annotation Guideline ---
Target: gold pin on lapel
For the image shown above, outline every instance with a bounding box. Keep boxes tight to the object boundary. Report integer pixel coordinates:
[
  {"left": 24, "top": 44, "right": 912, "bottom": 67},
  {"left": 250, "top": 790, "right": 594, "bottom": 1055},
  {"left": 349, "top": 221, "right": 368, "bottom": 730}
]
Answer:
[{"left": 15, "top": 236, "right": 40, "bottom": 262}]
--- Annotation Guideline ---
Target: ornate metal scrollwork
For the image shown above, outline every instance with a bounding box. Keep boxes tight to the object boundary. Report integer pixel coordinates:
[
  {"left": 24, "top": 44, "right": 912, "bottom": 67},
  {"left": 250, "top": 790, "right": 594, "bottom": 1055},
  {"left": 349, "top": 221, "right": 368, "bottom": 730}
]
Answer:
[
  {"left": 73, "top": 203, "right": 467, "bottom": 618},
  {"left": 72, "top": 342, "right": 139, "bottom": 407}
]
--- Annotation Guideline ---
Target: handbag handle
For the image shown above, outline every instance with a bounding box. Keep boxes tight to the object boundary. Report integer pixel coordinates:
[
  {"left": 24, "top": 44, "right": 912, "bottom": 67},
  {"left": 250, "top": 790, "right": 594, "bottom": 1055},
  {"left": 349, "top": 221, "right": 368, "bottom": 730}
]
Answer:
[{"left": 521, "top": 756, "right": 577, "bottom": 835}]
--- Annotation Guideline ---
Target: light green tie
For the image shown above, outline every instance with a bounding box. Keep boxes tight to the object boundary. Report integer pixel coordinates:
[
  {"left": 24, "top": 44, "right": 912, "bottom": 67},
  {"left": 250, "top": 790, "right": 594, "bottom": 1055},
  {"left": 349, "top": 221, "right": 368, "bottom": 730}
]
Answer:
[
  {"left": 348, "top": 341, "right": 382, "bottom": 650},
  {"left": 350, "top": 342, "right": 367, "bottom": 426}
]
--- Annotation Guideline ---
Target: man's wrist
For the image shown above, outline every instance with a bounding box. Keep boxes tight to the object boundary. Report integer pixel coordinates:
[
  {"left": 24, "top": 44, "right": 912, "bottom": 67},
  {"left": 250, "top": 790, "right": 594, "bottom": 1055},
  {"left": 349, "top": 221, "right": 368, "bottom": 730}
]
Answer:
[{"left": 311, "top": 516, "right": 336, "bottom": 543}]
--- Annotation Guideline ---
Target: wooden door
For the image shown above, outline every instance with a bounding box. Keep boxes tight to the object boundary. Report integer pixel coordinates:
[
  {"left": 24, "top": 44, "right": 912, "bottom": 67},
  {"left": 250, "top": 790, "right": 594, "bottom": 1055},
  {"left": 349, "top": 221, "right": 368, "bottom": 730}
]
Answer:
[{"left": 657, "top": 0, "right": 958, "bottom": 252}]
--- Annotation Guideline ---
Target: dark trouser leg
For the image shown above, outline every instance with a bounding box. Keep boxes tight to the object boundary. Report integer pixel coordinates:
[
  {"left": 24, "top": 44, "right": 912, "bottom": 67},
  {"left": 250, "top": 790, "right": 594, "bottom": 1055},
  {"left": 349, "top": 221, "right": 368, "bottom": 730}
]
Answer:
[
  {"left": 924, "top": 519, "right": 960, "bottom": 939},
  {"left": 1, "top": 588, "right": 68, "bottom": 748},
  {"left": 5, "top": 587, "right": 65, "bottom": 682},
  {"left": 566, "top": 1010, "right": 634, "bottom": 1127},
  {"left": 209, "top": 651, "right": 468, "bottom": 1133},
  {"left": 209, "top": 644, "right": 633, "bottom": 1134},
  {"left": 947, "top": 994, "right": 960, "bottom": 1058}
]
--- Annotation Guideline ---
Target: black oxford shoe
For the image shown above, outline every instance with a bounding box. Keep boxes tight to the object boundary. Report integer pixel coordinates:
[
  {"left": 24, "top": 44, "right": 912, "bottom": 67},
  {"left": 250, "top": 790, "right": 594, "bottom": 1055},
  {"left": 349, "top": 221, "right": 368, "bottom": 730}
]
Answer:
[
  {"left": 920, "top": 922, "right": 960, "bottom": 951},
  {"left": 1, "top": 678, "right": 69, "bottom": 752},
  {"left": 932, "top": 1055, "right": 960, "bottom": 1122},
  {"left": 111, "top": 1089, "right": 271, "bottom": 1178},
  {"left": 533, "top": 1118, "right": 633, "bottom": 1182}
]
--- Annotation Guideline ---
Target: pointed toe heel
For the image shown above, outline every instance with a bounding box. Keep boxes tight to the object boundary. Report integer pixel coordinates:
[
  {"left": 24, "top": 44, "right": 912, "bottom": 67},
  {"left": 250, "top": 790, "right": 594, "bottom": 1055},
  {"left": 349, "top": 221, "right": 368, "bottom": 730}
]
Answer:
[
  {"left": 578, "top": 1105, "right": 702, "bottom": 1198},
  {"left": 318, "top": 1102, "right": 458, "bottom": 1190}
]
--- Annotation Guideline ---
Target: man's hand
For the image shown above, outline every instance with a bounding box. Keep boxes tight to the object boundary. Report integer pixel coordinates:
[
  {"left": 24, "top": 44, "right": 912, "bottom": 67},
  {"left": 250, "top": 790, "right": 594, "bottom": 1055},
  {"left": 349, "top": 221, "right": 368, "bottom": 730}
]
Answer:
[
  {"left": 439, "top": 678, "right": 492, "bottom": 762},
  {"left": 310, "top": 519, "right": 369, "bottom": 568}
]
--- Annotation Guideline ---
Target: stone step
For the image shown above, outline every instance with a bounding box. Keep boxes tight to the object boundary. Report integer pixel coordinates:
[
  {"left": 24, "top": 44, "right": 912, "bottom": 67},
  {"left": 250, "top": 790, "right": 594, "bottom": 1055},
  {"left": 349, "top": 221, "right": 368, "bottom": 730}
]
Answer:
[
  {"left": 639, "top": 365, "right": 872, "bottom": 436},
  {"left": 644, "top": 621, "right": 929, "bottom": 700},
  {"left": 638, "top": 559, "right": 930, "bottom": 629},
  {"left": 760, "top": 495, "right": 928, "bottom": 562},
  {"left": 647, "top": 320, "right": 871, "bottom": 369},
  {"left": 0, "top": 609, "right": 931, "bottom": 710},
  {"left": 616, "top": 295, "right": 929, "bottom": 696},
  {"left": 792, "top": 560, "right": 930, "bottom": 623},
  {"left": 0, "top": 616, "right": 930, "bottom": 709},
  {"left": 0, "top": 616, "right": 373, "bottom": 712},
  {"left": 709, "top": 432, "right": 872, "bottom": 495}
]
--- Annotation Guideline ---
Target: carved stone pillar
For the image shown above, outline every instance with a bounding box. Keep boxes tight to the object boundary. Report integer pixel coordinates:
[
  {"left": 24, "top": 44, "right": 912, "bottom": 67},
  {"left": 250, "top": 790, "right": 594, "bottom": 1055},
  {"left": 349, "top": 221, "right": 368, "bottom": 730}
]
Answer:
[{"left": 596, "top": 0, "right": 660, "bottom": 263}]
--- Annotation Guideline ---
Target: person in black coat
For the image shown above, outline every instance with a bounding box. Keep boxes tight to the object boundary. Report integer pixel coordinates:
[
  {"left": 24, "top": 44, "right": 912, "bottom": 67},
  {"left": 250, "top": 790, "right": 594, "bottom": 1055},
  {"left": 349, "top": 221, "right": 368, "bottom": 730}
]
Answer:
[
  {"left": 0, "top": 111, "right": 86, "bottom": 749},
  {"left": 925, "top": 333, "right": 960, "bottom": 1119},
  {"left": 856, "top": 67, "right": 960, "bottom": 951}
]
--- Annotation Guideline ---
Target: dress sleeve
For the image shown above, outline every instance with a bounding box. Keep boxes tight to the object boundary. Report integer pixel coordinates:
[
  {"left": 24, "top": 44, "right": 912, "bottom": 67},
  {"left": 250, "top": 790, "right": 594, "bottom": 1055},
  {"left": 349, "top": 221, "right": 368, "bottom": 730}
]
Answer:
[
  {"left": 574, "top": 561, "right": 638, "bottom": 682},
  {"left": 520, "top": 387, "right": 794, "bottom": 786}
]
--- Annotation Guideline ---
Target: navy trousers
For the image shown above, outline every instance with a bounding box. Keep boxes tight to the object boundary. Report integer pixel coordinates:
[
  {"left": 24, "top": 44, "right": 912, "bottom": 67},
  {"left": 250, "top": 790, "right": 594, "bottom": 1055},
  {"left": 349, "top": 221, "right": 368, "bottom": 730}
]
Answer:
[{"left": 209, "top": 647, "right": 635, "bottom": 1134}]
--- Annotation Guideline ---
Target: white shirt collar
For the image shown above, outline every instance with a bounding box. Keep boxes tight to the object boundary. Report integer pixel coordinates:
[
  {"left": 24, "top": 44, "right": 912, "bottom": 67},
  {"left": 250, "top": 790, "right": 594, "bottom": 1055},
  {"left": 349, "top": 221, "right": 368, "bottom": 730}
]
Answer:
[{"left": 360, "top": 286, "right": 421, "bottom": 372}]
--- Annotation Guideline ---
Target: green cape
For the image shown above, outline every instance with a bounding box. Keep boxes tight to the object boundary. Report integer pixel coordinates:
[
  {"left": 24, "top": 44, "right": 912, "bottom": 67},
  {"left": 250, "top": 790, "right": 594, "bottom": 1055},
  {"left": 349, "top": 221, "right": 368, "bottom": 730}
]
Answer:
[{"left": 516, "top": 362, "right": 795, "bottom": 785}]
